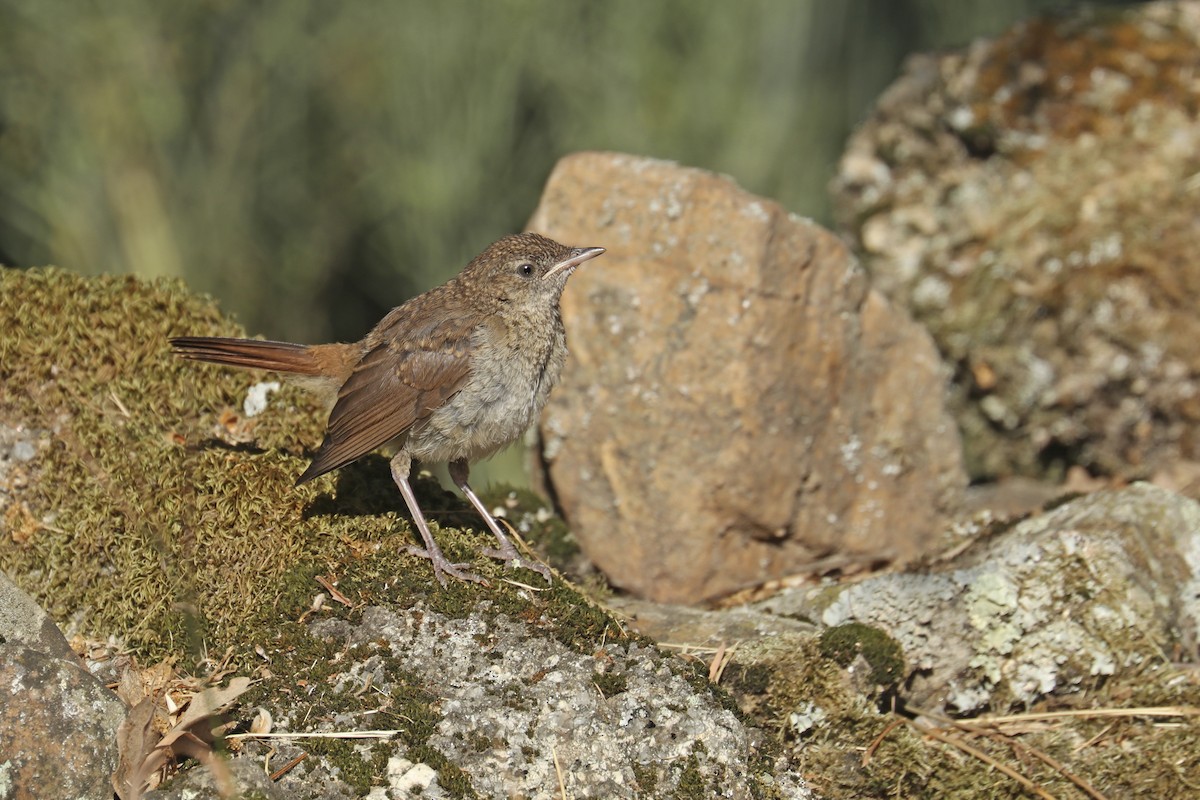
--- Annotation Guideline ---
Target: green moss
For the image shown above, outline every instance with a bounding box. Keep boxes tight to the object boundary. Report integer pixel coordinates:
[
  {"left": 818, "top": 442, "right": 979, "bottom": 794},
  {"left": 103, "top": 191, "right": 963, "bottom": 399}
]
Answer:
[
  {"left": 591, "top": 670, "right": 628, "bottom": 697},
  {"left": 0, "top": 268, "right": 637, "bottom": 673},
  {"left": 818, "top": 623, "right": 905, "bottom": 687},
  {"left": 303, "top": 739, "right": 389, "bottom": 794},
  {"left": 723, "top": 663, "right": 771, "bottom": 696},
  {"left": 730, "top": 630, "right": 1200, "bottom": 799},
  {"left": 673, "top": 753, "right": 706, "bottom": 799},
  {"left": 632, "top": 762, "right": 658, "bottom": 793}
]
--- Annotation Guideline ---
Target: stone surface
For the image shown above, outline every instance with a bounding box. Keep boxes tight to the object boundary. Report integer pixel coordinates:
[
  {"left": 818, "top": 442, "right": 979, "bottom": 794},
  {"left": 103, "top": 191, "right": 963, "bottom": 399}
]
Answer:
[
  {"left": 754, "top": 483, "right": 1200, "bottom": 712},
  {"left": 141, "top": 756, "right": 287, "bottom": 800},
  {"left": 0, "top": 642, "right": 125, "bottom": 800},
  {"left": 0, "top": 569, "right": 74, "bottom": 662},
  {"left": 132, "top": 599, "right": 812, "bottom": 800},
  {"left": 528, "top": 151, "right": 966, "bottom": 603},
  {"left": 301, "top": 605, "right": 810, "bottom": 800},
  {"left": 0, "top": 265, "right": 811, "bottom": 799},
  {"left": 606, "top": 596, "right": 816, "bottom": 648},
  {"left": 831, "top": 1, "right": 1200, "bottom": 481}
]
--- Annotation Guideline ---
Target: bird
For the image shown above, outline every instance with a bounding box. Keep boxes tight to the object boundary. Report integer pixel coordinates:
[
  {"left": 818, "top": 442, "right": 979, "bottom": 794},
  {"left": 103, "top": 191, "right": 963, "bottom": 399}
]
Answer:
[{"left": 170, "top": 232, "right": 604, "bottom": 586}]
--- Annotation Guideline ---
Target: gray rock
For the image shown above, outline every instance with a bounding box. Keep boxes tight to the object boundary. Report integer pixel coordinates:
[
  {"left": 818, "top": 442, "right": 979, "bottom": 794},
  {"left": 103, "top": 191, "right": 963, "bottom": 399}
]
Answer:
[
  {"left": 755, "top": 483, "right": 1200, "bottom": 712},
  {"left": 0, "top": 642, "right": 124, "bottom": 800},
  {"left": 0, "top": 570, "right": 74, "bottom": 661},
  {"left": 141, "top": 755, "right": 286, "bottom": 800},
  {"left": 306, "top": 605, "right": 811, "bottom": 799}
]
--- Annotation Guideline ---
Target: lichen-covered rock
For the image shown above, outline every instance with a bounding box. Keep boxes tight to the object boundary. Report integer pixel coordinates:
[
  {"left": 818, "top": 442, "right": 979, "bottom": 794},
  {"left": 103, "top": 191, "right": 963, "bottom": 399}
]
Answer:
[
  {"left": 529, "top": 152, "right": 966, "bottom": 603},
  {"left": 286, "top": 605, "right": 810, "bottom": 800},
  {"left": 0, "top": 569, "right": 74, "bottom": 661},
  {"left": 756, "top": 483, "right": 1200, "bottom": 712},
  {"left": 0, "top": 642, "right": 125, "bottom": 800},
  {"left": 831, "top": 1, "right": 1200, "bottom": 482}
]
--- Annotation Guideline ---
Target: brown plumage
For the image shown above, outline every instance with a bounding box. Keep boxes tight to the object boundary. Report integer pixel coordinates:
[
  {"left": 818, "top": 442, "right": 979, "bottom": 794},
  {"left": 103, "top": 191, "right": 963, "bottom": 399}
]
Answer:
[{"left": 171, "top": 232, "right": 604, "bottom": 585}]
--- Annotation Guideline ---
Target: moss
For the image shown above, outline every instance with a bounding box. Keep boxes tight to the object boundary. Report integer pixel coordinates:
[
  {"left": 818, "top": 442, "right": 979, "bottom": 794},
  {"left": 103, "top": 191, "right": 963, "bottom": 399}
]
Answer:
[
  {"left": 237, "top": 614, "right": 483, "bottom": 798},
  {"left": 591, "top": 670, "right": 628, "bottom": 697},
  {"left": 0, "top": 268, "right": 637, "bottom": 674},
  {"left": 631, "top": 761, "right": 658, "bottom": 793},
  {"left": 722, "top": 662, "right": 771, "bottom": 696},
  {"left": 730, "top": 629, "right": 1200, "bottom": 799},
  {"left": 303, "top": 739, "right": 389, "bottom": 794},
  {"left": 818, "top": 623, "right": 905, "bottom": 687},
  {"left": 673, "top": 753, "right": 706, "bottom": 799}
]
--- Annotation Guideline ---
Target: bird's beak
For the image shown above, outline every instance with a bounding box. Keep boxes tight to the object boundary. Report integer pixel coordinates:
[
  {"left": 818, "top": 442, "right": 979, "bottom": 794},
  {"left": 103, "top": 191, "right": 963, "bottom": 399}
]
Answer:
[{"left": 546, "top": 246, "right": 605, "bottom": 279}]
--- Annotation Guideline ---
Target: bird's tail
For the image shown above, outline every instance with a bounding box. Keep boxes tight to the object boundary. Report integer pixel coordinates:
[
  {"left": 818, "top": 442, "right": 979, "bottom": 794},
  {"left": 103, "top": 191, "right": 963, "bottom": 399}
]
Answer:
[{"left": 169, "top": 336, "right": 326, "bottom": 375}]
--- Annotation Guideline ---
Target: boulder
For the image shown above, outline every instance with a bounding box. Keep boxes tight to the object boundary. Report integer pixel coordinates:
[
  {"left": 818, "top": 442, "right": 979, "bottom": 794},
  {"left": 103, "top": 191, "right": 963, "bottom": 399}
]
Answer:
[
  {"left": 831, "top": 0, "right": 1200, "bottom": 482},
  {"left": 0, "top": 574, "right": 124, "bottom": 800},
  {"left": 529, "top": 152, "right": 966, "bottom": 602},
  {"left": 755, "top": 483, "right": 1200, "bottom": 712}
]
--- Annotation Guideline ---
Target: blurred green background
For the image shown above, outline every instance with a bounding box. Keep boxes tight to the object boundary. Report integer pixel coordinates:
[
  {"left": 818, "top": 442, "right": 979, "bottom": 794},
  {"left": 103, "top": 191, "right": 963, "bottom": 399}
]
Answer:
[{"left": 0, "top": 0, "right": 1131, "bottom": 486}]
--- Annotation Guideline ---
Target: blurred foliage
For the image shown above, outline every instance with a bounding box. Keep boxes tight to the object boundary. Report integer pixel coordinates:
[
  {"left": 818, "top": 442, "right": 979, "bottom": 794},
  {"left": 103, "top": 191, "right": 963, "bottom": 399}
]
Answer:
[
  {"left": 0, "top": 0, "right": 1130, "bottom": 343},
  {"left": 0, "top": 0, "right": 1135, "bottom": 492}
]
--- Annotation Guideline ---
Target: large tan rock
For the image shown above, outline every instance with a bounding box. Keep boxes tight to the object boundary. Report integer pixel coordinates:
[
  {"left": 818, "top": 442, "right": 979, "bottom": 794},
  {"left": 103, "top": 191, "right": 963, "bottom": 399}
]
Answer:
[{"left": 528, "top": 152, "right": 966, "bottom": 603}]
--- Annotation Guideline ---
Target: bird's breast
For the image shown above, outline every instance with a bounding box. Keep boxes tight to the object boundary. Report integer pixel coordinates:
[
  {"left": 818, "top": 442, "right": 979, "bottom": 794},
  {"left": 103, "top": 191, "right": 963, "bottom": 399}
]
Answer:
[{"left": 405, "top": 318, "right": 566, "bottom": 464}]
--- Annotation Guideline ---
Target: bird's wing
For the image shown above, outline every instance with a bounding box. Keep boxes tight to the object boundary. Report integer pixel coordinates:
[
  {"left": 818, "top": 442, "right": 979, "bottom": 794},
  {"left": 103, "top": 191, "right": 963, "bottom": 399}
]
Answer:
[{"left": 297, "top": 299, "right": 475, "bottom": 483}]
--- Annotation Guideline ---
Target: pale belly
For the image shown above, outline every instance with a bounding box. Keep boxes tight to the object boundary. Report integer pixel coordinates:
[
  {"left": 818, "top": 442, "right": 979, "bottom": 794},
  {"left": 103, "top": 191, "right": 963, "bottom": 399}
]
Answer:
[{"left": 404, "top": 329, "right": 565, "bottom": 464}]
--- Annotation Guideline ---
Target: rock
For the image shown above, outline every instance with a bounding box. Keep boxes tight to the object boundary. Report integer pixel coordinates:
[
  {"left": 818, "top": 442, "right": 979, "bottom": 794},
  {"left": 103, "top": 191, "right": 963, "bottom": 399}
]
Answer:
[
  {"left": 0, "top": 642, "right": 125, "bottom": 800},
  {"left": 0, "top": 261, "right": 811, "bottom": 799},
  {"left": 141, "top": 756, "right": 286, "bottom": 800},
  {"left": 0, "top": 570, "right": 74, "bottom": 661},
  {"left": 831, "top": 1, "right": 1200, "bottom": 482},
  {"left": 147, "top": 601, "right": 811, "bottom": 799},
  {"left": 754, "top": 483, "right": 1200, "bottom": 712},
  {"left": 0, "top": 570, "right": 125, "bottom": 800},
  {"left": 302, "top": 605, "right": 810, "bottom": 800},
  {"left": 528, "top": 152, "right": 966, "bottom": 603},
  {"left": 606, "top": 596, "right": 815, "bottom": 647}
]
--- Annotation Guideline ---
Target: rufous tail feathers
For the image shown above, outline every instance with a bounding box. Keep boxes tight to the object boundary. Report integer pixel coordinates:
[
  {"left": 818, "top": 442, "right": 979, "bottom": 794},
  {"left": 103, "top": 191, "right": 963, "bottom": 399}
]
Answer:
[{"left": 168, "top": 337, "right": 327, "bottom": 375}]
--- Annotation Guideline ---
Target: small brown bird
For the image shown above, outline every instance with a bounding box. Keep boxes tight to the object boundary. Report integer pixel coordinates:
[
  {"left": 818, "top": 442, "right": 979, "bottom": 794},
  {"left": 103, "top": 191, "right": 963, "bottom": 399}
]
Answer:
[{"left": 171, "top": 233, "right": 604, "bottom": 586}]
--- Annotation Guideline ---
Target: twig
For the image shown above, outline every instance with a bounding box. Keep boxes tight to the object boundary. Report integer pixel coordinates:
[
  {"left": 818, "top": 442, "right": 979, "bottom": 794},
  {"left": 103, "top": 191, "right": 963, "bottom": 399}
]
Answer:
[
  {"left": 976, "top": 706, "right": 1200, "bottom": 725},
  {"left": 268, "top": 752, "right": 308, "bottom": 781},
  {"left": 315, "top": 575, "right": 352, "bottom": 606},
  {"left": 998, "top": 733, "right": 1109, "bottom": 800},
  {"left": 226, "top": 730, "right": 399, "bottom": 740},
  {"left": 110, "top": 389, "right": 132, "bottom": 418},
  {"left": 910, "top": 705, "right": 1110, "bottom": 800},
  {"left": 862, "top": 718, "right": 905, "bottom": 767},
  {"left": 708, "top": 642, "right": 728, "bottom": 683},
  {"left": 552, "top": 743, "right": 569, "bottom": 800},
  {"left": 1075, "top": 722, "right": 1116, "bottom": 752},
  {"left": 500, "top": 577, "right": 548, "bottom": 592}
]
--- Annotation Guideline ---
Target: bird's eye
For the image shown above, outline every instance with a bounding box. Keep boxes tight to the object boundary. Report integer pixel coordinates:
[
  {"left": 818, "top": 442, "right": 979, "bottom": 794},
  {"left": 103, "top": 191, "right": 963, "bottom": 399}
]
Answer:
[{"left": 517, "top": 263, "right": 534, "bottom": 278}]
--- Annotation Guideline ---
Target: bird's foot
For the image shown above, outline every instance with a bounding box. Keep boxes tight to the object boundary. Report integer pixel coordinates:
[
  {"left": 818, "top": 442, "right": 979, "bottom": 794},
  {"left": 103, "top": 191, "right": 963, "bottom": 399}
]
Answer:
[
  {"left": 406, "top": 545, "right": 488, "bottom": 587},
  {"left": 482, "top": 543, "right": 553, "bottom": 582}
]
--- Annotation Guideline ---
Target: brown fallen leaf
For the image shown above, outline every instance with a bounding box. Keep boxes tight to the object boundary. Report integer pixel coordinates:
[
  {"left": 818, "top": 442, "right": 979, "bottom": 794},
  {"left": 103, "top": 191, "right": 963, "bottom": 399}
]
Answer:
[
  {"left": 112, "top": 676, "right": 253, "bottom": 800},
  {"left": 113, "top": 696, "right": 171, "bottom": 800}
]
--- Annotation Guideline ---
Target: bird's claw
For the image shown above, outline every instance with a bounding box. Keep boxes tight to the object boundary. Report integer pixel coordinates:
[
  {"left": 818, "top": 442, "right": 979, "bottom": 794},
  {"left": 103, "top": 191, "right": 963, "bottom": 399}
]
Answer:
[
  {"left": 482, "top": 545, "right": 553, "bottom": 582},
  {"left": 406, "top": 545, "right": 488, "bottom": 586}
]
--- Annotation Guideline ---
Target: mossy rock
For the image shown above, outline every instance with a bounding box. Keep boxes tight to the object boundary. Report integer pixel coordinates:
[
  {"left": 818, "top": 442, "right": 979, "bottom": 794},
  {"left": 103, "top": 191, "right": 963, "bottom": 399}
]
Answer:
[{"left": 0, "top": 267, "right": 617, "bottom": 668}]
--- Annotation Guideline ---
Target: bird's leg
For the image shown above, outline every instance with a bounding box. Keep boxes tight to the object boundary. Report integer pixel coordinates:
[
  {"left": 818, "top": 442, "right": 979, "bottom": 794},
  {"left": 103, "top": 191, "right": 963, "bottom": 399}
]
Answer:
[
  {"left": 449, "top": 458, "right": 552, "bottom": 581},
  {"left": 391, "top": 452, "right": 485, "bottom": 586}
]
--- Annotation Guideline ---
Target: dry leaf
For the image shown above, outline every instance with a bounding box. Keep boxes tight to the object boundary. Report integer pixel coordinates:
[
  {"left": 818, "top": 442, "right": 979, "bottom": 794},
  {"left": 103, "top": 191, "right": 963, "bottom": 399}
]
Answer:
[
  {"left": 158, "top": 677, "right": 252, "bottom": 750},
  {"left": 112, "top": 676, "right": 253, "bottom": 800},
  {"left": 113, "top": 697, "right": 170, "bottom": 800},
  {"left": 250, "top": 707, "right": 272, "bottom": 735}
]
